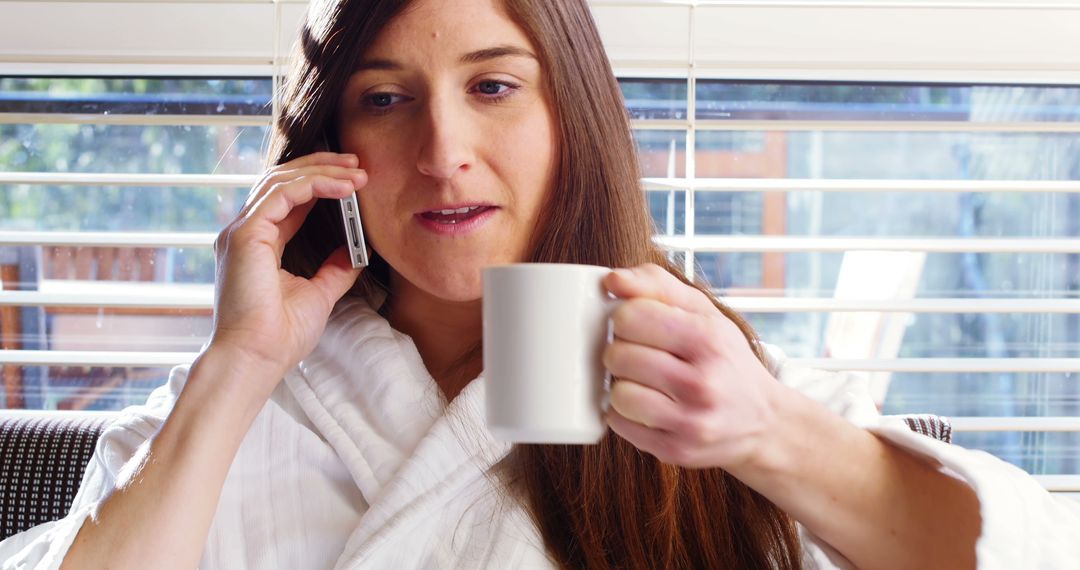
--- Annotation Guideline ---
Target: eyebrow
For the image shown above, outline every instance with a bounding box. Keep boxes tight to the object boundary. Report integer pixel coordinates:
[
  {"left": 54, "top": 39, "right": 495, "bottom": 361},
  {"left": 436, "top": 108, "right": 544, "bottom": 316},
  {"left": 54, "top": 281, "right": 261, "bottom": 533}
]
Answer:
[
  {"left": 459, "top": 45, "right": 537, "bottom": 65},
  {"left": 356, "top": 44, "right": 538, "bottom": 71}
]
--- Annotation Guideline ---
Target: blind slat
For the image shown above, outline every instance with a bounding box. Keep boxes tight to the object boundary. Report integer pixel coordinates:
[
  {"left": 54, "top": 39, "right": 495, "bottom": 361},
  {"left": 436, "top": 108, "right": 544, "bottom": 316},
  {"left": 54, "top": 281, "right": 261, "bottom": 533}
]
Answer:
[
  {"left": 643, "top": 178, "right": 1080, "bottom": 193},
  {"left": 6, "top": 291, "right": 1079, "bottom": 314},
  {"left": 951, "top": 417, "right": 1080, "bottom": 432},
  {"left": 656, "top": 235, "right": 1080, "bottom": 253},
  {"left": 630, "top": 119, "right": 1080, "bottom": 132},
  {"left": 788, "top": 358, "right": 1080, "bottom": 373},
  {"left": 0, "top": 349, "right": 196, "bottom": 367},
  {"left": 0, "top": 231, "right": 216, "bottom": 248},
  {"left": 3, "top": 172, "right": 1073, "bottom": 193},
  {"left": 1034, "top": 476, "right": 1080, "bottom": 493},
  {"left": 0, "top": 112, "right": 269, "bottom": 127},
  {"left": 690, "top": 119, "right": 1080, "bottom": 133},
  {"left": 724, "top": 297, "right": 1080, "bottom": 313},
  {"left": 0, "top": 172, "right": 257, "bottom": 187},
  {"left": 1, "top": 350, "right": 1074, "bottom": 374},
  {"left": 2, "top": 232, "right": 1076, "bottom": 253},
  {"left": 0, "top": 290, "right": 212, "bottom": 309}
]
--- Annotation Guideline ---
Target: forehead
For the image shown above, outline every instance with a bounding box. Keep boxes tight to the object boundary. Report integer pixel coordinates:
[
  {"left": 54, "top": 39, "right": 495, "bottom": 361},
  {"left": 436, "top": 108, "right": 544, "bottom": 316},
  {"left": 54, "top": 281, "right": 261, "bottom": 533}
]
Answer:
[{"left": 362, "top": 0, "right": 535, "bottom": 61}]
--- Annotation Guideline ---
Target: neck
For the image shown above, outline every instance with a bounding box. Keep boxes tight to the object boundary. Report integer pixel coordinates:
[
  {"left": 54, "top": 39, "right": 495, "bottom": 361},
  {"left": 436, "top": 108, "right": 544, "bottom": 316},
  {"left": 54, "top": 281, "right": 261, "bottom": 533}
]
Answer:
[{"left": 382, "top": 270, "right": 482, "bottom": 402}]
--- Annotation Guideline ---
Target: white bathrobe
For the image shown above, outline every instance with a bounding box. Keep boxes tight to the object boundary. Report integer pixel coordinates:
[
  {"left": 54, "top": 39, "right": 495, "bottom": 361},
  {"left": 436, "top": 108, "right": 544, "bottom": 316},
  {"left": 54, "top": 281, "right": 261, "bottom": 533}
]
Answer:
[{"left": 4, "top": 296, "right": 1080, "bottom": 569}]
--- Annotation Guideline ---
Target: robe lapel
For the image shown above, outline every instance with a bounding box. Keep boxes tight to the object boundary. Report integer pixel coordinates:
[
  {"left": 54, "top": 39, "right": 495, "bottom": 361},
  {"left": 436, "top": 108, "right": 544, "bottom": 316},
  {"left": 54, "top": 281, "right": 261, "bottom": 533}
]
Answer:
[
  {"left": 332, "top": 378, "right": 511, "bottom": 568},
  {"left": 285, "top": 297, "right": 445, "bottom": 506},
  {"left": 282, "top": 296, "right": 512, "bottom": 568}
]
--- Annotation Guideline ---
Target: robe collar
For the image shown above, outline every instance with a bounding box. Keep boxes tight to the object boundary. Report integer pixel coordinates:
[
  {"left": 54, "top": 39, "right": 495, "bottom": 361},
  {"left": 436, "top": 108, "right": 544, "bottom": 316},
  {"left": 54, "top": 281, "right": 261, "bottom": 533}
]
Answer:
[{"left": 283, "top": 294, "right": 512, "bottom": 566}]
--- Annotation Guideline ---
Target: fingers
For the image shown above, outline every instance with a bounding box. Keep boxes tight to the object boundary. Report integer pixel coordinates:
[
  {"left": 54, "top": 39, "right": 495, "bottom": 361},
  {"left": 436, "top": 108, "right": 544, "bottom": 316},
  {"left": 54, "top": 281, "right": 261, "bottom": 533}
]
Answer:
[
  {"left": 241, "top": 152, "right": 359, "bottom": 214},
  {"left": 217, "top": 153, "right": 368, "bottom": 268},
  {"left": 251, "top": 174, "right": 359, "bottom": 226},
  {"left": 603, "top": 339, "right": 715, "bottom": 406},
  {"left": 608, "top": 379, "right": 676, "bottom": 428},
  {"left": 606, "top": 406, "right": 700, "bottom": 467},
  {"left": 606, "top": 407, "right": 670, "bottom": 455},
  {"left": 611, "top": 297, "right": 724, "bottom": 364},
  {"left": 273, "top": 197, "right": 320, "bottom": 257},
  {"left": 309, "top": 245, "right": 364, "bottom": 306},
  {"left": 601, "top": 263, "right": 779, "bottom": 470},
  {"left": 604, "top": 264, "right": 716, "bottom": 316},
  {"left": 283, "top": 151, "right": 360, "bottom": 171},
  {"left": 241, "top": 163, "right": 367, "bottom": 219}
]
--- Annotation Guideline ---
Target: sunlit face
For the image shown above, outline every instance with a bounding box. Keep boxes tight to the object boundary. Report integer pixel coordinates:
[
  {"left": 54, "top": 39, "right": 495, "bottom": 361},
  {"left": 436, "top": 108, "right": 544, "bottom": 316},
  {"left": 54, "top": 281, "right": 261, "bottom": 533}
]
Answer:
[{"left": 336, "top": 0, "right": 557, "bottom": 302}]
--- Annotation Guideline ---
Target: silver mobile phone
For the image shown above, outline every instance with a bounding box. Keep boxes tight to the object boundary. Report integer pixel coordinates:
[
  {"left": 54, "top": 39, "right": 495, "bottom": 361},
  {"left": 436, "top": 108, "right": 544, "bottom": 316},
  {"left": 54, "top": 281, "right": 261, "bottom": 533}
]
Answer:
[
  {"left": 324, "top": 134, "right": 368, "bottom": 268},
  {"left": 340, "top": 192, "right": 368, "bottom": 268}
]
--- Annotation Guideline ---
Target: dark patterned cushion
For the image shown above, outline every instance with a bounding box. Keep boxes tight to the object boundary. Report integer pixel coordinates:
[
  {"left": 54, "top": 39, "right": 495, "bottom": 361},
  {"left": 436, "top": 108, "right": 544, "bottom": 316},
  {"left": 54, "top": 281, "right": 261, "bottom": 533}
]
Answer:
[
  {"left": 0, "top": 412, "right": 115, "bottom": 540},
  {"left": 898, "top": 413, "right": 953, "bottom": 444}
]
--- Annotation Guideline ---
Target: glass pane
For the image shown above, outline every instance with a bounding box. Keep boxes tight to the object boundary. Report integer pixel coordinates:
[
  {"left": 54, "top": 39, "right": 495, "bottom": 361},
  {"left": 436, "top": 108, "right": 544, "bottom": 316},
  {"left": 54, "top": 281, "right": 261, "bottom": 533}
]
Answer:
[
  {"left": 0, "top": 77, "right": 272, "bottom": 115},
  {"left": 0, "top": 304, "right": 207, "bottom": 408},
  {"left": 952, "top": 432, "right": 1080, "bottom": 475},
  {"left": 695, "top": 81, "right": 1080, "bottom": 122},
  {"left": 0, "top": 365, "right": 178, "bottom": 411},
  {"left": 695, "top": 131, "right": 1080, "bottom": 179},
  {"left": 697, "top": 252, "right": 1080, "bottom": 297},
  {"left": 0, "top": 77, "right": 258, "bottom": 411},
  {"left": 0, "top": 246, "right": 216, "bottom": 286},
  {"left": 0, "top": 186, "right": 248, "bottom": 233},
  {"left": 0, "top": 306, "right": 210, "bottom": 351},
  {"left": 646, "top": 189, "right": 686, "bottom": 236},
  {"left": 692, "top": 191, "right": 1080, "bottom": 238},
  {"left": 690, "top": 81, "right": 1080, "bottom": 474},
  {"left": 633, "top": 129, "right": 686, "bottom": 178},
  {"left": 886, "top": 372, "right": 1080, "bottom": 475},
  {"left": 693, "top": 192, "right": 764, "bottom": 235},
  {"left": 0, "top": 123, "right": 268, "bottom": 174},
  {"left": 884, "top": 373, "right": 1080, "bottom": 417},
  {"left": 741, "top": 311, "right": 1080, "bottom": 359},
  {"left": 618, "top": 78, "right": 688, "bottom": 120},
  {"left": 695, "top": 131, "right": 773, "bottom": 179}
]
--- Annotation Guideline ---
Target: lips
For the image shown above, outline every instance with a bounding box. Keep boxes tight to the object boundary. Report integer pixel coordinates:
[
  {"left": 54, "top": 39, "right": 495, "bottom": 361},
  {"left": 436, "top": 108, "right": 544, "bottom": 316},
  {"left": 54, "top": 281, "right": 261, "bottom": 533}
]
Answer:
[
  {"left": 419, "top": 205, "right": 494, "bottom": 224},
  {"left": 415, "top": 203, "right": 498, "bottom": 236}
]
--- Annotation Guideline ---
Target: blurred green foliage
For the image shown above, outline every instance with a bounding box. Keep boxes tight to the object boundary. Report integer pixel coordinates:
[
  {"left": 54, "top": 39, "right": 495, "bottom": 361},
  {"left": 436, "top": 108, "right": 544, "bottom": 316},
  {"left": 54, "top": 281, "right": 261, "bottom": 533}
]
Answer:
[{"left": 0, "top": 77, "right": 273, "bottom": 282}]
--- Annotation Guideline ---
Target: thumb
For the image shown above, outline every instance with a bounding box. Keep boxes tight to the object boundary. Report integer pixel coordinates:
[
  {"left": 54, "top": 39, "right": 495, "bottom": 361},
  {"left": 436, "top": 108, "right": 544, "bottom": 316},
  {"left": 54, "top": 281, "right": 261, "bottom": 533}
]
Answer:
[{"left": 309, "top": 245, "right": 364, "bottom": 306}]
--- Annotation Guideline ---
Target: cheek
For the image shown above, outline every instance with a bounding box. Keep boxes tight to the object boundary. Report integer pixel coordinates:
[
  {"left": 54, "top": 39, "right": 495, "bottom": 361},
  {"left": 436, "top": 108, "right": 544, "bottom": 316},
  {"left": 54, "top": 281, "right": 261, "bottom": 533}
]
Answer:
[
  {"left": 354, "top": 173, "right": 403, "bottom": 247},
  {"left": 344, "top": 138, "right": 406, "bottom": 214},
  {"left": 348, "top": 156, "right": 406, "bottom": 249},
  {"left": 497, "top": 110, "right": 558, "bottom": 207}
]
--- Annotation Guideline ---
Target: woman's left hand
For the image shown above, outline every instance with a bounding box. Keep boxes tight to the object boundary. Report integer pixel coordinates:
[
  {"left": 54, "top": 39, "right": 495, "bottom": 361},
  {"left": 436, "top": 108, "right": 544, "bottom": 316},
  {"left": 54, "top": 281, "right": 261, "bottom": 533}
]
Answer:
[{"left": 602, "top": 263, "right": 782, "bottom": 471}]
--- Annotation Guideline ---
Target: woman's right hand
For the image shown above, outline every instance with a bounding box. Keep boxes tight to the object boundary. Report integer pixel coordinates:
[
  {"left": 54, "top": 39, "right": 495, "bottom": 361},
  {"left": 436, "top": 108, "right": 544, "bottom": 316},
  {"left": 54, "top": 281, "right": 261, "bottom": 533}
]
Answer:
[{"left": 208, "top": 152, "right": 367, "bottom": 392}]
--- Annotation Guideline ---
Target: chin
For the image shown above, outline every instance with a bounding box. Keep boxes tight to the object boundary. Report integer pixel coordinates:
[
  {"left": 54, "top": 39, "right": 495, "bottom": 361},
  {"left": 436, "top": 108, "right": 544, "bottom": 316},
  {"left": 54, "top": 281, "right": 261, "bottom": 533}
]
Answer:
[{"left": 400, "top": 260, "right": 486, "bottom": 303}]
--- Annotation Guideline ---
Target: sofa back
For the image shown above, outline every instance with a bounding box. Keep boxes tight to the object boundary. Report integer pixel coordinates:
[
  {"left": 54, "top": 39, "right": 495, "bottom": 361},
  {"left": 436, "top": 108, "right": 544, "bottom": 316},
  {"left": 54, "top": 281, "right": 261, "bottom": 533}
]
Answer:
[{"left": 0, "top": 411, "right": 116, "bottom": 539}]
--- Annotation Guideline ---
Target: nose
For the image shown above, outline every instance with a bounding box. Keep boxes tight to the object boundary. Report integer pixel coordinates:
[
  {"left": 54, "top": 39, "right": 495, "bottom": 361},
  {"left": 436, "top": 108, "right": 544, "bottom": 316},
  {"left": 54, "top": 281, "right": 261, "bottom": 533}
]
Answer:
[{"left": 415, "top": 94, "right": 473, "bottom": 180}]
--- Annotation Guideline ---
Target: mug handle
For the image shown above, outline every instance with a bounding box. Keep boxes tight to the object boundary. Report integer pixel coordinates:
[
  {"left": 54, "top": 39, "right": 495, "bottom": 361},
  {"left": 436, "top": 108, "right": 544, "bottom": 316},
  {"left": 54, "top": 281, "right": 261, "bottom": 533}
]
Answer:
[{"left": 600, "top": 294, "right": 624, "bottom": 413}]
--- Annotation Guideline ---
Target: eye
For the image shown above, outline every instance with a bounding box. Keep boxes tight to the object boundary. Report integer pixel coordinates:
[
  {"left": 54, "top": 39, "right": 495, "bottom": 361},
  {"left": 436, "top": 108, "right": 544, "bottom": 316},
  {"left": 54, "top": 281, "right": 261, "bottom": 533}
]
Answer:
[
  {"left": 361, "top": 92, "right": 408, "bottom": 112},
  {"left": 476, "top": 81, "right": 508, "bottom": 96},
  {"left": 471, "top": 80, "right": 518, "bottom": 100}
]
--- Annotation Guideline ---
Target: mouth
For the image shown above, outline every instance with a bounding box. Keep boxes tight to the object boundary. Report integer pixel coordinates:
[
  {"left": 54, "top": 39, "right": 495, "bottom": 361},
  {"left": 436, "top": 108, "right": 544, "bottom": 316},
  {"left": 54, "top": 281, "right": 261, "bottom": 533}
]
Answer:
[{"left": 418, "top": 204, "right": 497, "bottom": 225}]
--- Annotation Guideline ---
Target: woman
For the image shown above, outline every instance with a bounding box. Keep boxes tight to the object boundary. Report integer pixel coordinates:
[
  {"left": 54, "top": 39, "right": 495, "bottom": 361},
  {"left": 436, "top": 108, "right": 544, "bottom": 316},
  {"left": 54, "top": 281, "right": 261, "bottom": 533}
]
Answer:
[{"left": 4, "top": 0, "right": 1077, "bottom": 568}]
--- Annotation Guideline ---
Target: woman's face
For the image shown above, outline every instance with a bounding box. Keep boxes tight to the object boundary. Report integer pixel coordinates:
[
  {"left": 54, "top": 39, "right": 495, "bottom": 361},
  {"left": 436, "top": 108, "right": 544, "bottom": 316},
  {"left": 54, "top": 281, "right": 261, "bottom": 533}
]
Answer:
[{"left": 336, "top": 0, "right": 557, "bottom": 302}]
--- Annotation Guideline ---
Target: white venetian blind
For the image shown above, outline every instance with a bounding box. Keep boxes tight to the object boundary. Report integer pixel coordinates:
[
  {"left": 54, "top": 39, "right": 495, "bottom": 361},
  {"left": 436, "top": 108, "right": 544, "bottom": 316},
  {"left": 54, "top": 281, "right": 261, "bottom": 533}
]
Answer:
[{"left": 1, "top": 0, "right": 1079, "bottom": 489}]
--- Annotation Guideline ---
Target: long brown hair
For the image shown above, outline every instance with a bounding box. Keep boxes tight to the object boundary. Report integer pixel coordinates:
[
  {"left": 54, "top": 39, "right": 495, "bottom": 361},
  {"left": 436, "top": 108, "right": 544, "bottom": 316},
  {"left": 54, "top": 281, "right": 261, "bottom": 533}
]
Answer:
[{"left": 269, "top": 0, "right": 802, "bottom": 567}]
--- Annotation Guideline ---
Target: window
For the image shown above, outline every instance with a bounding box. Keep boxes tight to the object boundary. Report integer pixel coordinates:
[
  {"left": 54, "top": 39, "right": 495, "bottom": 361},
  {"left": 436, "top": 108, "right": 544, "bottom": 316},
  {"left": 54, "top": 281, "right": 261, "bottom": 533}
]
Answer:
[
  {"left": 631, "top": 79, "right": 1080, "bottom": 476},
  {"left": 0, "top": 76, "right": 268, "bottom": 409},
  {"left": 2, "top": 0, "right": 1079, "bottom": 489}
]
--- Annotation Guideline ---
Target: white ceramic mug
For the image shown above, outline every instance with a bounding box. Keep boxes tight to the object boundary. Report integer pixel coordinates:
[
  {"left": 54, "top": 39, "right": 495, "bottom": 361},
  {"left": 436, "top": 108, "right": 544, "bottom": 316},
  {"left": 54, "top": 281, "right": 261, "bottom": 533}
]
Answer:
[{"left": 483, "top": 263, "right": 618, "bottom": 444}]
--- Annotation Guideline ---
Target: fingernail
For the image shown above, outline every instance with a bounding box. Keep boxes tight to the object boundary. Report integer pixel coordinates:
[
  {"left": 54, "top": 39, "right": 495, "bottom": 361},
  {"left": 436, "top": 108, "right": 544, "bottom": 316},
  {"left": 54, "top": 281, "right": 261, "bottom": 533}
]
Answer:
[{"left": 613, "top": 268, "right": 633, "bottom": 280}]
